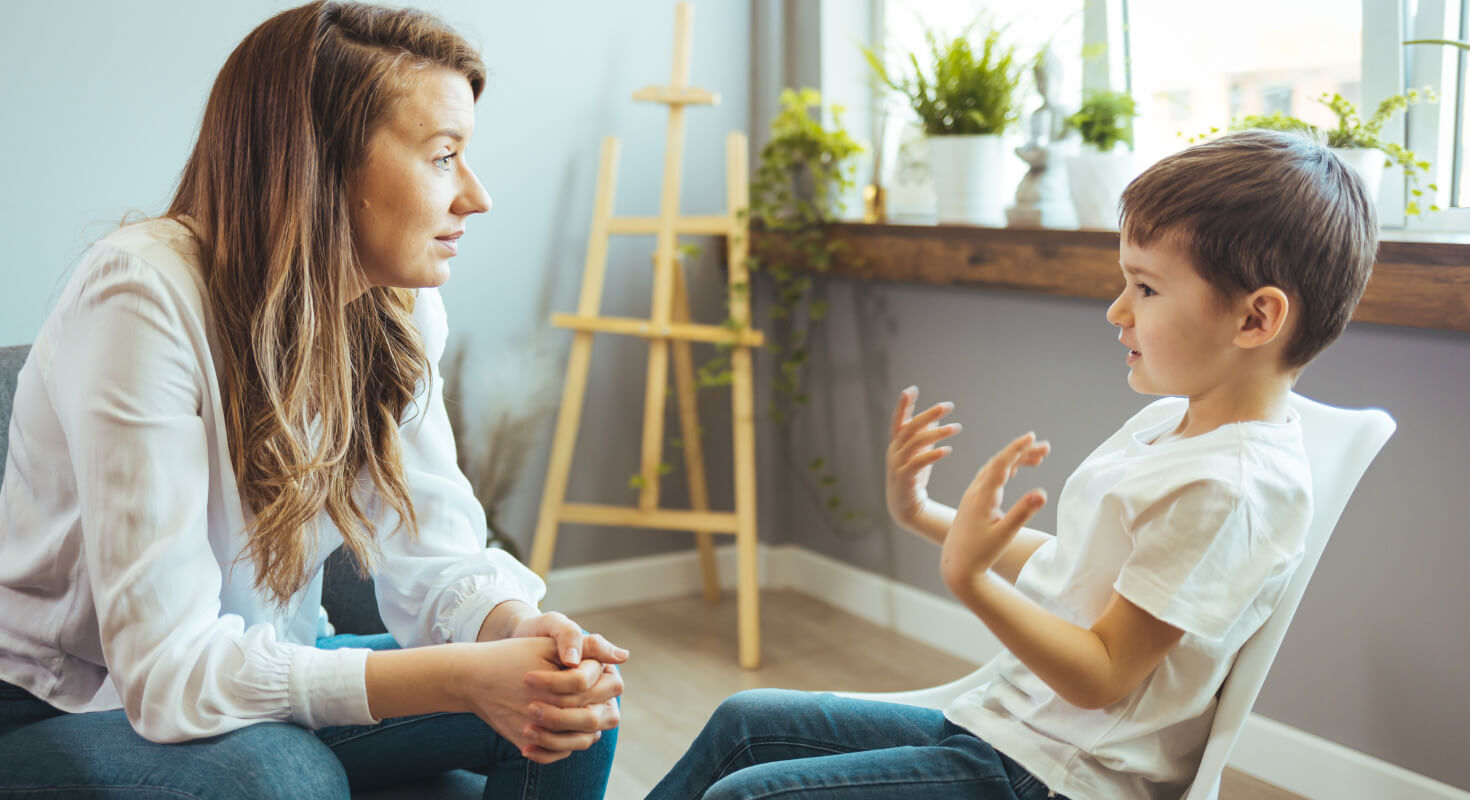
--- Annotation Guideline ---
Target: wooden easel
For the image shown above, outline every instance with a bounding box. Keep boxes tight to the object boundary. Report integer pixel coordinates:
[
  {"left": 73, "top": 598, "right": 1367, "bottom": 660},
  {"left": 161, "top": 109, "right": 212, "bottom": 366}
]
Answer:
[{"left": 528, "top": 2, "right": 764, "bottom": 669}]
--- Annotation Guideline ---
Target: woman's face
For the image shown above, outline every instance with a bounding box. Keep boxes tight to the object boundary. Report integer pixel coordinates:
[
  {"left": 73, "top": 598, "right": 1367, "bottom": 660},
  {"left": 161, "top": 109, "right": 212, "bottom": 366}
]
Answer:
[{"left": 349, "top": 66, "right": 491, "bottom": 292}]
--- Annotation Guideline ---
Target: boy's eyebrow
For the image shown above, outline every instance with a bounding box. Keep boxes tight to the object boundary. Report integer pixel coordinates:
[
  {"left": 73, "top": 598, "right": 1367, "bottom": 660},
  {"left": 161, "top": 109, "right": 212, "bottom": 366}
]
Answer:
[{"left": 1119, "top": 261, "right": 1161, "bottom": 280}]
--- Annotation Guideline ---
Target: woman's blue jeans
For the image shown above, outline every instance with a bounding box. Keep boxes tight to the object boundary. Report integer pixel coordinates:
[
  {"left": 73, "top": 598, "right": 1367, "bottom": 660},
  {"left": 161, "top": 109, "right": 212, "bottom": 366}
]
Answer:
[
  {"left": 0, "top": 633, "right": 616, "bottom": 799},
  {"left": 646, "top": 688, "right": 1066, "bottom": 800}
]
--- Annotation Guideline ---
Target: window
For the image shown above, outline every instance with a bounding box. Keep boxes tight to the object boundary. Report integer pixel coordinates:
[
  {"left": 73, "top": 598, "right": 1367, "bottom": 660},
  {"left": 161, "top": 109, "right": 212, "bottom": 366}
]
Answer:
[
  {"left": 1404, "top": 0, "right": 1470, "bottom": 229},
  {"left": 854, "top": 0, "right": 1470, "bottom": 232},
  {"left": 1122, "top": 0, "right": 1469, "bottom": 231}
]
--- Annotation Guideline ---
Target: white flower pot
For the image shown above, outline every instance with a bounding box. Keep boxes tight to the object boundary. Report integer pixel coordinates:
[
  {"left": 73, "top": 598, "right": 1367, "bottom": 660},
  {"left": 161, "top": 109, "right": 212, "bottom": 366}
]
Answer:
[
  {"left": 1065, "top": 144, "right": 1140, "bottom": 230},
  {"left": 1329, "top": 147, "right": 1386, "bottom": 202},
  {"left": 927, "top": 134, "right": 1007, "bottom": 226}
]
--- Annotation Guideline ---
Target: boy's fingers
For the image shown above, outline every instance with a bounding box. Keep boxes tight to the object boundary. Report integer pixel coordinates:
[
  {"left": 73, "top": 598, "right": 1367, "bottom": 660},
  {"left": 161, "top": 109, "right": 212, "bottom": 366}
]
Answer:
[
  {"left": 971, "top": 433, "right": 1040, "bottom": 497},
  {"left": 890, "top": 387, "right": 916, "bottom": 438},
  {"left": 902, "top": 446, "right": 951, "bottom": 473},
  {"left": 999, "top": 489, "right": 1047, "bottom": 532},
  {"left": 896, "top": 424, "right": 961, "bottom": 464},
  {"left": 900, "top": 402, "right": 953, "bottom": 443}
]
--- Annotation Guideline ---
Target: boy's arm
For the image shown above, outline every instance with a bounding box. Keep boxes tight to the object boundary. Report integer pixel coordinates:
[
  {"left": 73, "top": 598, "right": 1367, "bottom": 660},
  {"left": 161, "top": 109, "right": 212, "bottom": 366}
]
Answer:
[
  {"left": 900, "top": 498, "right": 1051, "bottom": 586},
  {"left": 954, "top": 575, "right": 1183, "bottom": 710},
  {"left": 942, "top": 432, "right": 1184, "bottom": 710},
  {"left": 887, "top": 388, "right": 1050, "bottom": 584}
]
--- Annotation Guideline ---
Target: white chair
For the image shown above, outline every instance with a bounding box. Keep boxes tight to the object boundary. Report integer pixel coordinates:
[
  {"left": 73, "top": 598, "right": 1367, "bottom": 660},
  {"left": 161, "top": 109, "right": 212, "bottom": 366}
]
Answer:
[{"left": 841, "top": 392, "right": 1396, "bottom": 800}]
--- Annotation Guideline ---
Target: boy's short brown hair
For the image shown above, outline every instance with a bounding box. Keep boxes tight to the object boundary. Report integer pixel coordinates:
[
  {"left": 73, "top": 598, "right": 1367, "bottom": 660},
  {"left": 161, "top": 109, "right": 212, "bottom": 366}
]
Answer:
[{"left": 1119, "top": 130, "right": 1378, "bottom": 368}]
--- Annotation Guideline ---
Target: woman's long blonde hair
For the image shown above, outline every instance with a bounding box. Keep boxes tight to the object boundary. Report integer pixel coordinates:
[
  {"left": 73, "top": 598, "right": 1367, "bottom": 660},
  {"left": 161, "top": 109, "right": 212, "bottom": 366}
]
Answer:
[{"left": 167, "top": 1, "right": 486, "bottom": 605}]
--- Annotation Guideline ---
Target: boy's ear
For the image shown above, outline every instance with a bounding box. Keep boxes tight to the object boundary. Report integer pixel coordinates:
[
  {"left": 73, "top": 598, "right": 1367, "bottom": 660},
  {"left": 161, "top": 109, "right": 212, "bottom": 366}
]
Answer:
[{"left": 1234, "top": 287, "right": 1291, "bottom": 350}]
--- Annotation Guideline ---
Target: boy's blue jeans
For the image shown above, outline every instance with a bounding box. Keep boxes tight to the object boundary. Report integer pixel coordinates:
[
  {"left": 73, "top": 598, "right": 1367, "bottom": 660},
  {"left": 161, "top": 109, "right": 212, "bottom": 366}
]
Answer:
[
  {"left": 0, "top": 633, "right": 616, "bottom": 799},
  {"left": 647, "top": 688, "right": 1066, "bottom": 800}
]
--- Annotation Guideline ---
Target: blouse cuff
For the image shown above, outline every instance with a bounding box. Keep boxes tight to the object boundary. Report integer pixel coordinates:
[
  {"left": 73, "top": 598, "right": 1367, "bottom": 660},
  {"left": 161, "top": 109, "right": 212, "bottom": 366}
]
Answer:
[
  {"left": 437, "top": 572, "right": 543, "bottom": 645},
  {"left": 287, "top": 645, "right": 377, "bottom": 729}
]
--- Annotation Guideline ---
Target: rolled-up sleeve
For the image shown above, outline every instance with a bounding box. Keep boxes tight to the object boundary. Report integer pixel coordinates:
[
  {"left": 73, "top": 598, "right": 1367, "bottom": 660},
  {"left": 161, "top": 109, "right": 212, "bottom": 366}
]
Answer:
[
  {"left": 370, "top": 288, "right": 546, "bottom": 648},
  {"left": 50, "top": 245, "right": 376, "bottom": 742}
]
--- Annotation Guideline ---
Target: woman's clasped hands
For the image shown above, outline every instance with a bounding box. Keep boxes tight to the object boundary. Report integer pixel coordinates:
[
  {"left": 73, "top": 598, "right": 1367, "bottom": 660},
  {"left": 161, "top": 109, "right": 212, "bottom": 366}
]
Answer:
[{"left": 464, "top": 603, "right": 628, "bottom": 764}]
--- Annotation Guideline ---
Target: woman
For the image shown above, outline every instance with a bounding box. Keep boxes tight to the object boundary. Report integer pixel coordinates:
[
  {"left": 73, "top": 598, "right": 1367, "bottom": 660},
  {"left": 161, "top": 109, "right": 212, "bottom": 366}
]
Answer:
[{"left": 0, "top": 2, "right": 624, "bottom": 797}]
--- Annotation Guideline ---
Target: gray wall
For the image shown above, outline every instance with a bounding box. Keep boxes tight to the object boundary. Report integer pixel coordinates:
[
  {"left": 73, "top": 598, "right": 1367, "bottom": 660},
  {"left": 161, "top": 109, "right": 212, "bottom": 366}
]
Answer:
[
  {"left": 768, "top": 275, "right": 1470, "bottom": 789},
  {"left": 0, "top": 0, "right": 751, "bottom": 569}
]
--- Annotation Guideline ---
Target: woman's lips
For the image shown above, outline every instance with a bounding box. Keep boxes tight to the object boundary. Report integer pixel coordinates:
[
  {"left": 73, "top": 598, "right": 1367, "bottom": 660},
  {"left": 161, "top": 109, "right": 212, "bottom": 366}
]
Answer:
[{"left": 436, "top": 232, "right": 463, "bottom": 255}]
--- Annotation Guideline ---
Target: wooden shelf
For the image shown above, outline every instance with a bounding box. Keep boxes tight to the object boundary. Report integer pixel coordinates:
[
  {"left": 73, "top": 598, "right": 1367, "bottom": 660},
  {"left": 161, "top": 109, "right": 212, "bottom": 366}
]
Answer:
[{"left": 752, "top": 222, "right": 1470, "bottom": 333}]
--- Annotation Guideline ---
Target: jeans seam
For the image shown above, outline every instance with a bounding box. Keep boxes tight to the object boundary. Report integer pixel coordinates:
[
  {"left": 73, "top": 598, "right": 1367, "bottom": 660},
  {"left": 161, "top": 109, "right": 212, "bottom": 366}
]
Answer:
[
  {"left": 315, "top": 711, "right": 458, "bottom": 747},
  {"left": 706, "top": 736, "right": 862, "bottom": 797},
  {"left": 748, "top": 775, "right": 1012, "bottom": 799},
  {"left": 0, "top": 787, "right": 203, "bottom": 799}
]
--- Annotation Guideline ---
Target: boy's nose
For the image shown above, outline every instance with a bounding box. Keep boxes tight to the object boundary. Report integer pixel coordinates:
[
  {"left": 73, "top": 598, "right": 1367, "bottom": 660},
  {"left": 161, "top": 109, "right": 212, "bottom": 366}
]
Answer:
[{"left": 1106, "top": 294, "right": 1129, "bottom": 327}]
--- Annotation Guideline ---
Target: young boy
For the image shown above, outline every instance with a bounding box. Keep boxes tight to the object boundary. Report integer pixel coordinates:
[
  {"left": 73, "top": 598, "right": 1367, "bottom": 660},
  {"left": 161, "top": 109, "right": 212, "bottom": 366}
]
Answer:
[{"left": 646, "top": 129, "right": 1379, "bottom": 800}]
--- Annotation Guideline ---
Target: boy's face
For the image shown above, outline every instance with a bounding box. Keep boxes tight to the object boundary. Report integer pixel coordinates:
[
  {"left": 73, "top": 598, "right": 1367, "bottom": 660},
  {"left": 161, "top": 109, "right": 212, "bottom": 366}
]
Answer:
[{"left": 1107, "top": 235, "right": 1244, "bottom": 398}]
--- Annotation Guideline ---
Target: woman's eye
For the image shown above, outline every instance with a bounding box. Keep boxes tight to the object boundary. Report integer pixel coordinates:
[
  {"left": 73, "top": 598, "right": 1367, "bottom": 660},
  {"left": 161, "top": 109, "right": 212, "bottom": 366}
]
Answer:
[{"left": 433, "top": 152, "right": 458, "bottom": 171}]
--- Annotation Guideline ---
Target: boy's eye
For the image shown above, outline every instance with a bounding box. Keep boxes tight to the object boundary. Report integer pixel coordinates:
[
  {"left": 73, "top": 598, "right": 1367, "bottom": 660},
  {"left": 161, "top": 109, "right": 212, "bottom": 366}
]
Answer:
[
  {"left": 1137, "top": 283, "right": 1156, "bottom": 297},
  {"left": 433, "top": 152, "right": 458, "bottom": 171}
]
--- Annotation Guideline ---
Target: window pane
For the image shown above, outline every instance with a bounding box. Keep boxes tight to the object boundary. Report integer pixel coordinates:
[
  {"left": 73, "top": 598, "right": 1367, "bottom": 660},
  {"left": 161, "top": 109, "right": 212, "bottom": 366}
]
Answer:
[{"left": 1125, "top": 0, "right": 1362, "bottom": 166}]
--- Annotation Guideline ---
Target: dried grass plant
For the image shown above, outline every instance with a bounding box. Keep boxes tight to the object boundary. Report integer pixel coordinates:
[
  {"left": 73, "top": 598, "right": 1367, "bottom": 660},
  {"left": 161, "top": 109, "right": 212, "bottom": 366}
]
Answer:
[{"left": 442, "top": 335, "right": 561, "bottom": 561}]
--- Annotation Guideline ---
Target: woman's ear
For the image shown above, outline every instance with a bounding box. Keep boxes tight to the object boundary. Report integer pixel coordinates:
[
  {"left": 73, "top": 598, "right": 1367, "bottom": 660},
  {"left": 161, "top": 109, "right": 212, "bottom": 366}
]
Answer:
[{"left": 1234, "top": 287, "right": 1291, "bottom": 350}]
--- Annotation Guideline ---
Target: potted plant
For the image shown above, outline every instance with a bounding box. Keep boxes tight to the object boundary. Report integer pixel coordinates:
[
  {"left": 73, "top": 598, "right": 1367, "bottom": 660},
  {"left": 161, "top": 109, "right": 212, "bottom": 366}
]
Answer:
[
  {"left": 1063, "top": 88, "right": 1139, "bottom": 230},
  {"left": 1229, "top": 89, "right": 1439, "bottom": 216},
  {"left": 865, "top": 23, "right": 1023, "bottom": 225}
]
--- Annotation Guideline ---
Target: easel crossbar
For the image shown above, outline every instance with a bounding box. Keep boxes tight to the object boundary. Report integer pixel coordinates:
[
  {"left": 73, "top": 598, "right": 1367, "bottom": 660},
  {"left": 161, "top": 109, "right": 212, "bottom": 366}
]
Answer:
[
  {"left": 558, "top": 503, "right": 738, "bottom": 533},
  {"left": 606, "top": 215, "right": 735, "bottom": 236},
  {"left": 551, "top": 313, "right": 764, "bottom": 347}
]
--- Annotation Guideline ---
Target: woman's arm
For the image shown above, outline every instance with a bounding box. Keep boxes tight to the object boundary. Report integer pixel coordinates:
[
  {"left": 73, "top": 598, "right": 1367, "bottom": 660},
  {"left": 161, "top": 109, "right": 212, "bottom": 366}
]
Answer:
[{"left": 51, "top": 245, "right": 377, "bottom": 741}]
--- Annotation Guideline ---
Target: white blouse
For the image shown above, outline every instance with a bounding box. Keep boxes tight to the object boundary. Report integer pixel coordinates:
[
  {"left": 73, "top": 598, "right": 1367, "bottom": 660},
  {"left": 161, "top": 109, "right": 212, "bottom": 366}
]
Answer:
[{"left": 0, "top": 218, "right": 545, "bottom": 742}]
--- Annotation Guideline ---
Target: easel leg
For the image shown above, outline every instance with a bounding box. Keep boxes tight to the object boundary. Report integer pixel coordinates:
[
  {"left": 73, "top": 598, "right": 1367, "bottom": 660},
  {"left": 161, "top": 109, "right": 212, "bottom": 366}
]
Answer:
[
  {"left": 671, "top": 260, "right": 720, "bottom": 604},
  {"left": 530, "top": 330, "right": 597, "bottom": 577},
  {"left": 731, "top": 344, "right": 760, "bottom": 668}
]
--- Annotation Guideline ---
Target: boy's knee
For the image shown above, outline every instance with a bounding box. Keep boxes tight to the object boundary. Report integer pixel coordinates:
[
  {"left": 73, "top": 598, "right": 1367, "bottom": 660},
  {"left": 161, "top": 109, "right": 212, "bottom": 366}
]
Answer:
[{"left": 711, "top": 688, "right": 822, "bottom": 734}]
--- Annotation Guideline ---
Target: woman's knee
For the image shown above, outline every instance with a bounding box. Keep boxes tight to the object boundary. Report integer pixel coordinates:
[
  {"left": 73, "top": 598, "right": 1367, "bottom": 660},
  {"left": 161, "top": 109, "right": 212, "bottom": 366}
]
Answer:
[{"left": 203, "top": 721, "right": 350, "bottom": 798}]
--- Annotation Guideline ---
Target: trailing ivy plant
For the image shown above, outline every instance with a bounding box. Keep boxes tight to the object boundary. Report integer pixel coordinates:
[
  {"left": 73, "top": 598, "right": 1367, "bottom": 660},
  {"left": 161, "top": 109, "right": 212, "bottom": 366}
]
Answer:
[
  {"left": 1065, "top": 89, "right": 1138, "bottom": 152},
  {"left": 740, "top": 88, "right": 865, "bottom": 522},
  {"left": 1210, "top": 89, "right": 1440, "bottom": 216}
]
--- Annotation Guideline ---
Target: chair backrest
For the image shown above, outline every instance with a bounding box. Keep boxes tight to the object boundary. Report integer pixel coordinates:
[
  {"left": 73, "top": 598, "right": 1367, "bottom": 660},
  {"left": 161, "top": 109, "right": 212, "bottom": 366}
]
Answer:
[
  {"left": 0, "top": 345, "right": 32, "bottom": 485},
  {"left": 1181, "top": 392, "right": 1395, "bottom": 800}
]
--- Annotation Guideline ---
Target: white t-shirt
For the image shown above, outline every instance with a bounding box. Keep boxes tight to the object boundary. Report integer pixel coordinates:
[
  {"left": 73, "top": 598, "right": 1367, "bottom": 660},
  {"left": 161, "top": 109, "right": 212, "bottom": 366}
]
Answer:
[
  {"left": 0, "top": 219, "right": 545, "bottom": 742},
  {"left": 946, "top": 397, "right": 1312, "bottom": 799}
]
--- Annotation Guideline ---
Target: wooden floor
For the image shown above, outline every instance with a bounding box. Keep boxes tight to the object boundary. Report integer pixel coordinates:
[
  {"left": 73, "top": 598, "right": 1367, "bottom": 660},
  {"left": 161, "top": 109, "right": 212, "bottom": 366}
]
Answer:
[{"left": 577, "top": 589, "right": 1303, "bottom": 800}]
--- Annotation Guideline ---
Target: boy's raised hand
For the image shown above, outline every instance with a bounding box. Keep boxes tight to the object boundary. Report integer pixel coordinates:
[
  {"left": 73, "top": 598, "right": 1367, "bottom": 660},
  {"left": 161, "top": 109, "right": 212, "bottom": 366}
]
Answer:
[
  {"left": 886, "top": 387, "right": 962, "bottom": 534},
  {"left": 941, "top": 432, "right": 1050, "bottom": 591}
]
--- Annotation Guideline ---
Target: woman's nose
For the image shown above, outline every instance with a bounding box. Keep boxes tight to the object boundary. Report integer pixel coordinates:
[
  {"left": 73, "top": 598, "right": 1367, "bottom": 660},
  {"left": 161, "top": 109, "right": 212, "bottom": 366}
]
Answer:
[{"left": 454, "top": 164, "right": 492, "bottom": 216}]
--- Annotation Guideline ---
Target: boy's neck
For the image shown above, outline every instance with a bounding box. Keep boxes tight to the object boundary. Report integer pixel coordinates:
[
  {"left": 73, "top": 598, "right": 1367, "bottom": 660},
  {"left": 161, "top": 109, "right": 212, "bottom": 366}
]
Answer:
[{"left": 1170, "top": 370, "right": 1296, "bottom": 440}]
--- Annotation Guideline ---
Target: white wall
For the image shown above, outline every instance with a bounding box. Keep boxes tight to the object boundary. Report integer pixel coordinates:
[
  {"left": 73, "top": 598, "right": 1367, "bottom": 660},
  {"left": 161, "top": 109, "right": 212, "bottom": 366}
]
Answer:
[{"left": 0, "top": 0, "right": 752, "bottom": 568}]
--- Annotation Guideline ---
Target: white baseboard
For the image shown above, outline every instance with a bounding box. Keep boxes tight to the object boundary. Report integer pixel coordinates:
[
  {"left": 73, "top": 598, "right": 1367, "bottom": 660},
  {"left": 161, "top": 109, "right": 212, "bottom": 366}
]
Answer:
[
  {"left": 547, "top": 544, "right": 1468, "bottom": 800},
  {"left": 1231, "top": 714, "right": 1469, "bottom": 800}
]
